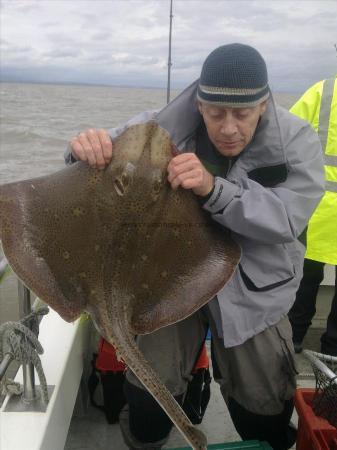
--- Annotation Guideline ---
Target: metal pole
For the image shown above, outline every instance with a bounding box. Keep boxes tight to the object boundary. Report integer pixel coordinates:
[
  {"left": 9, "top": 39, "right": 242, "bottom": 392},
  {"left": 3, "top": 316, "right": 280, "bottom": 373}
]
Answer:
[
  {"left": 166, "top": 0, "right": 173, "bottom": 104},
  {"left": 0, "top": 257, "right": 8, "bottom": 279},
  {"left": 18, "top": 280, "right": 36, "bottom": 402}
]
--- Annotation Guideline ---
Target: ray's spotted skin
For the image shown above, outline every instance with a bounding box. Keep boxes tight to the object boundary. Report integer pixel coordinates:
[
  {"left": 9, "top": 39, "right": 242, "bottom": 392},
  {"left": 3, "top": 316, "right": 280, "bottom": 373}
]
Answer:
[{"left": 0, "top": 121, "right": 240, "bottom": 449}]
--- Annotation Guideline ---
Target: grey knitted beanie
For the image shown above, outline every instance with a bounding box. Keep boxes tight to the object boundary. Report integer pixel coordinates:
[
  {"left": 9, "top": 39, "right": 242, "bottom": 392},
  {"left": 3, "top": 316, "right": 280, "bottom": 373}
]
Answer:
[{"left": 197, "top": 43, "right": 270, "bottom": 107}]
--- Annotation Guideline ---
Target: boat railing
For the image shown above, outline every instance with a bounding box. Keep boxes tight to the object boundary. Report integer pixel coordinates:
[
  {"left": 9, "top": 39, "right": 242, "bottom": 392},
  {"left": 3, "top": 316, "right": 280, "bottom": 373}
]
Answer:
[
  {"left": 0, "top": 256, "right": 11, "bottom": 383},
  {"left": 17, "top": 281, "right": 40, "bottom": 403},
  {"left": 0, "top": 250, "right": 91, "bottom": 449},
  {"left": 0, "top": 256, "right": 8, "bottom": 280},
  {"left": 0, "top": 256, "right": 52, "bottom": 411}
]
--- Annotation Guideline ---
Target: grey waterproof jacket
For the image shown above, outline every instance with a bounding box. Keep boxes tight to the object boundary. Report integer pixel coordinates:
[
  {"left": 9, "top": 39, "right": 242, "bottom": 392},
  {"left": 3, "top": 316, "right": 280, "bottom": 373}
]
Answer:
[{"left": 65, "top": 80, "right": 325, "bottom": 347}]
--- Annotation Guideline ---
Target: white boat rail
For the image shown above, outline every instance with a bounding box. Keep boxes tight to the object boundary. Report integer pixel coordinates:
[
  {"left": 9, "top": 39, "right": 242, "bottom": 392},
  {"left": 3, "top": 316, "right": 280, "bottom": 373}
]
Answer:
[
  {"left": 0, "top": 264, "right": 92, "bottom": 450},
  {"left": 0, "top": 257, "right": 8, "bottom": 280}
]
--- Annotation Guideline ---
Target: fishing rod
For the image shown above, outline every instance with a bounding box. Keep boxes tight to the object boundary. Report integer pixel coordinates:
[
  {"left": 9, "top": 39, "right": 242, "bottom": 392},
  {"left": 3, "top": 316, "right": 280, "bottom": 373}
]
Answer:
[{"left": 166, "top": 0, "right": 173, "bottom": 104}]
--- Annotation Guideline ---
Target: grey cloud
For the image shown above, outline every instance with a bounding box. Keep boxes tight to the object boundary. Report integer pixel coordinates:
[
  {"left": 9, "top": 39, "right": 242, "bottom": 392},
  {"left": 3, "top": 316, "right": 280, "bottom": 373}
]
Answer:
[
  {"left": 41, "top": 21, "right": 60, "bottom": 28},
  {"left": 266, "top": 45, "right": 336, "bottom": 92},
  {"left": 75, "top": 11, "right": 101, "bottom": 26},
  {"left": 135, "top": 16, "right": 157, "bottom": 27},
  {"left": 46, "top": 32, "right": 76, "bottom": 44},
  {"left": 44, "top": 48, "right": 82, "bottom": 59},
  {"left": 90, "top": 31, "right": 113, "bottom": 41},
  {"left": 1, "top": 0, "right": 40, "bottom": 13},
  {"left": 107, "top": 53, "right": 163, "bottom": 67},
  {"left": 1, "top": 40, "right": 34, "bottom": 55},
  {"left": 301, "top": 11, "right": 337, "bottom": 28}
]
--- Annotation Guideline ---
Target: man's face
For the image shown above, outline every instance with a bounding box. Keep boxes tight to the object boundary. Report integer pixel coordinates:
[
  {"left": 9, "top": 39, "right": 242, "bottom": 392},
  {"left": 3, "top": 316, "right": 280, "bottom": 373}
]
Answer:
[{"left": 198, "top": 101, "right": 267, "bottom": 157}]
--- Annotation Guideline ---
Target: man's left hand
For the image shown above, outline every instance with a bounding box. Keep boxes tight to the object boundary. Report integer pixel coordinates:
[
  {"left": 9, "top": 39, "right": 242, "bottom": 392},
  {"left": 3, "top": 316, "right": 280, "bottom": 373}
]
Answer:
[{"left": 167, "top": 153, "right": 214, "bottom": 197}]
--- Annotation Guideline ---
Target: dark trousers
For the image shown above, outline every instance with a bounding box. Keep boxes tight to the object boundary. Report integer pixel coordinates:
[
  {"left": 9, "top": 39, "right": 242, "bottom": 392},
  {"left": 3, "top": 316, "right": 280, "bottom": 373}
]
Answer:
[
  {"left": 123, "top": 311, "right": 297, "bottom": 450},
  {"left": 288, "top": 259, "right": 337, "bottom": 355},
  {"left": 124, "top": 376, "right": 296, "bottom": 450}
]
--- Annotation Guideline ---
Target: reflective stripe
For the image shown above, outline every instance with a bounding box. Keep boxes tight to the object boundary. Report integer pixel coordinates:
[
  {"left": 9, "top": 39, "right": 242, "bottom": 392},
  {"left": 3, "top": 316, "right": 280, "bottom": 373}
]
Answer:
[
  {"left": 325, "top": 154, "right": 337, "bottom": 166},
  {"left": 325, "top": 165, "right": 337, "bottom": 182},
  {"left": 325, "top": 180, "right": 337, "bottom": 193},
  {"left": 319, "top": 78, "right": 336, "bottom": 191},
  {"left": 318, "top": 77, "right": 335, "bottom": 151}
]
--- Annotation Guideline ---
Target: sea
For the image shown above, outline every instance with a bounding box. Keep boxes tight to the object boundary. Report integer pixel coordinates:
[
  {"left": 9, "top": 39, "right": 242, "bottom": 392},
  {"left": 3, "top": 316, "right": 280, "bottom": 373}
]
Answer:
[
  {"left": 0, "top": 82, "right": 179, "bottom": 184},
  {"left": 0, "top": 82, "right": 299, "bottom": 184},
  {"left": 0, "top": 82, "right": 300, "bottom": 384}
]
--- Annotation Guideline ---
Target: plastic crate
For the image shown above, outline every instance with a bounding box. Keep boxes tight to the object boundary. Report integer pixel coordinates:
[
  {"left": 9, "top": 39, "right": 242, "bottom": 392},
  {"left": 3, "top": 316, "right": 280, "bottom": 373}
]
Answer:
[
  {"left": 169, "top": 440, "right": 272, "bottom": 449},
  {"left": 294, "top": 388, "right": 337, "bottom": 450},
  {"left": 303, "top": 350, "right": 337, "bottom": 427}
]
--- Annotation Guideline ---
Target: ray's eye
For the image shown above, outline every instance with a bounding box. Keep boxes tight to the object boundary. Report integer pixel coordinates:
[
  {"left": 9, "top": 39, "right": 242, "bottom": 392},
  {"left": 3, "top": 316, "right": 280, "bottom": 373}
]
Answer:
[
  {"left": 152, "top": 178, "right": 162, "bottom": 195},
  {"left": 121, "top": 172, "right": 129, "bottom": 187},
  {"left": 114, "top": 172, "right": 129, "bottom": 196},
  {"left": 114, "top": 177, "right": 124, "bottom": 196},
  {"left": 113, "top": 163, "right": 136, "bottom": 196}
]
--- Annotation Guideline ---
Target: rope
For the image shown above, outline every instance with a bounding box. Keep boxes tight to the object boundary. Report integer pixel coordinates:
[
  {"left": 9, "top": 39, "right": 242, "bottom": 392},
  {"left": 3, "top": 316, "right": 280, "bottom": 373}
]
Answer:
[{"left": 0, "top": 305, "right": 50, "bottom": 402}]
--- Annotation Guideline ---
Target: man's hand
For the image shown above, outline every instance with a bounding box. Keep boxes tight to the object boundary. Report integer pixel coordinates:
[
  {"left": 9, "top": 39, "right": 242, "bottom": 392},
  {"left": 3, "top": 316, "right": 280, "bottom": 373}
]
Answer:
[
  {"left": 167, "top": 153, "right": 215, "bottom": 197},
  {"left": 70, "top": 128, "right": 113, "bottom": 169}
]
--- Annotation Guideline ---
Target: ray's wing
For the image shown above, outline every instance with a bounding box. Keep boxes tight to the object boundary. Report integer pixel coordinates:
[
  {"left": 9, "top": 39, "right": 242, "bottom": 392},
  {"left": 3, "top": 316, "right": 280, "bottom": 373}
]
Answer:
[
  {"left": 129, "top": 221, "right": 240, "bottom": 335},
  {"left": 0, "top": 164, "right": 111, "bottom": 321},
  {"left": 102, "top": 186, "right": 241, "bottom": 336}
]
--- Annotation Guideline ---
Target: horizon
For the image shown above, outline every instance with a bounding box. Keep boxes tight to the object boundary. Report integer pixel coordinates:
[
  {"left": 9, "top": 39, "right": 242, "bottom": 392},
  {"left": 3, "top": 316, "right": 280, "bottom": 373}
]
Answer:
[{"left": 0, "top": 79, "right": 304, "bottom": 95}]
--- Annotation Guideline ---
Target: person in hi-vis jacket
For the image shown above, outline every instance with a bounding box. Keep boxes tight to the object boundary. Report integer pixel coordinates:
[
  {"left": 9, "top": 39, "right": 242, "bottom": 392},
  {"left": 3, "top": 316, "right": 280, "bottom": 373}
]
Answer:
[
  {"left": 289, "top": 76, "right": 337, "bottom": 356},
  {"left": 65, "top": 44, "right": 325, "bottom": 450}
]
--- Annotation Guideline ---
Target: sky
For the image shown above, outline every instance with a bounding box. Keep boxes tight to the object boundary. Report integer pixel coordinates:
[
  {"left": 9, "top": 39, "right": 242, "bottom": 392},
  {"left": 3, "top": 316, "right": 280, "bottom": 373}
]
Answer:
[{"left": 0, "top": 0, "right": 336, "bottom": 93}]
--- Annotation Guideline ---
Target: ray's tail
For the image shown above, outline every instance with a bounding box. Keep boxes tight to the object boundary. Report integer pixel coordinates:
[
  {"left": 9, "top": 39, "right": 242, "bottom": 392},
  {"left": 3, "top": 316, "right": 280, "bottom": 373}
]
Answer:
[{"left": 100, "top": 310, "right": 207, "bottom": 450}]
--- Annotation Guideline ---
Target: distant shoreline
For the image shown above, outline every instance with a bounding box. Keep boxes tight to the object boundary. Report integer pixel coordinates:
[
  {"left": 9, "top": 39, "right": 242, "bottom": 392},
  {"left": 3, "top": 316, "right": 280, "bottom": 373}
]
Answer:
[
  {"left": 0, "top": 79, "right": 179, "bottom": 91},
  {"left": 0, "top": 79, "right": 302, "bottom": 95}
]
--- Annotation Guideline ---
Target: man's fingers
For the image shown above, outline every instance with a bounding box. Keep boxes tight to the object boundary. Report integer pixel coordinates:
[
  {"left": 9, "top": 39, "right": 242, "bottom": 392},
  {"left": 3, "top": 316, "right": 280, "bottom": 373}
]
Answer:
[
  {"left": 168, "top": 152, "right": 196, "bottom": 167},
  {"left": 167, "top": 153, "right": 203, "bottom": 186},
  {"left": 70, "top": 138, "right": 87, "bottom": 162},
  {"left": 167, "top": 160, "right": 201, "bottom": 183},
  {"left": 167, "top": 152, "right": 214, "bottom": 195},
  {"left": 97, "top": 129, "right": 113, "bottom": 163},
  {"left": 86, "top": 129, "right": 106, "bottom": 169},
  {"left": 170, "top": 169, "right": 201, "bottom": 190},
  {"left": 70, "top": 128, "right": 112, "bottom": 169},
  {"left": 77, "top": 132, "right": 97, "bottom": 167},
  {"left": 171, "top": 152, "right": 196, "bottom": 162}
]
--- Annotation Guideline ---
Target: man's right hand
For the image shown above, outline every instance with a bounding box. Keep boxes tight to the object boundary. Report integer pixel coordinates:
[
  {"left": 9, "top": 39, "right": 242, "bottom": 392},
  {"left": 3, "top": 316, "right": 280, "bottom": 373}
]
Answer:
[{"left": 70, "top": 128, "right": 113, "bottom": 169}]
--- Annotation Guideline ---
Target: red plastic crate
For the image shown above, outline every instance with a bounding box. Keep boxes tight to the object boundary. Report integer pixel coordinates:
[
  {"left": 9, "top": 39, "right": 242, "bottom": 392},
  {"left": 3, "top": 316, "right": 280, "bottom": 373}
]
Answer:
[
  {"left": 295, "top": 388, "right": 337, "bottom": 450},
  {"left": 95, "top": 337, "right": 126, "bottom": 372}
]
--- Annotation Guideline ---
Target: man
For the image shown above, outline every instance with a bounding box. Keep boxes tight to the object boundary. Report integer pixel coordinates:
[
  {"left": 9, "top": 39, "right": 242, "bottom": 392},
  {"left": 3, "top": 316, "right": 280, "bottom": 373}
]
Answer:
[
  {"left": 66, "top": 44, "right": 325, "bottom": 449},
  {"left": 288, "top": 76, "right": 337, "bottom": 356}
]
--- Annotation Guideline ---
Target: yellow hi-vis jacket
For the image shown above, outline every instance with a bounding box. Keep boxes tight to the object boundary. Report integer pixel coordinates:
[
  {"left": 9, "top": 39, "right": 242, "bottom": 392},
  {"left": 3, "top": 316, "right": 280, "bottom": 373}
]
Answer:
[{"left": 290, "top": 76, "right": 337, "bottom": 265}]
